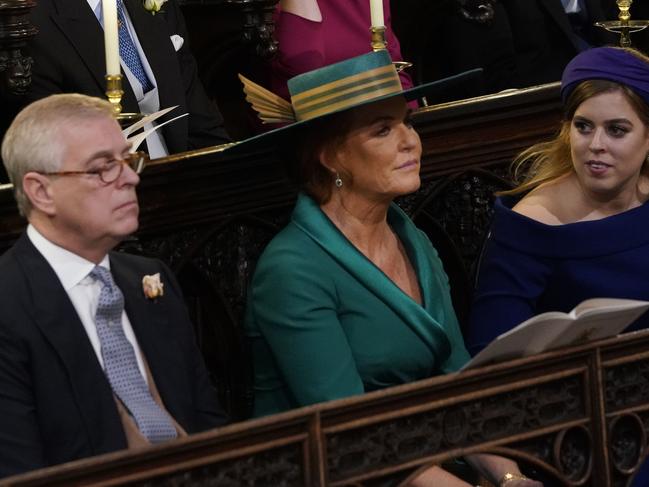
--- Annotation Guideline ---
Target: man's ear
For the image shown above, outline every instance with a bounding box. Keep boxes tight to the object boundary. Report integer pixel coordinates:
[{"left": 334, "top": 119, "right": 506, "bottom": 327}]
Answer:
[{"left": 22, "top": 172, "right": 57, "bottom": 216}]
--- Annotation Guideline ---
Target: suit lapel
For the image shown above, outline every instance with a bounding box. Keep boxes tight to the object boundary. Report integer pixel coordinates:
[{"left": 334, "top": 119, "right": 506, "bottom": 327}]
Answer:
[
  {"left": 123, "top": 0, "right": 188, "bottom": 150},
  {"left": 13, "top": 235, "right": 125, "bottom": 452},
  {"left": 48, "top": 0, "right": 107, "bottom": 92},
  {"left": 124, "top": 0, "right": 174, "bottom": 102},
  {"left": 48, "top": 0, "right": 139, "bottom": 111},
  {"left": 291, "top": 195, "right": 452, "bottom": 363},
  {"left": 538, "top": 0, "right": 581, "bottom": 49}
]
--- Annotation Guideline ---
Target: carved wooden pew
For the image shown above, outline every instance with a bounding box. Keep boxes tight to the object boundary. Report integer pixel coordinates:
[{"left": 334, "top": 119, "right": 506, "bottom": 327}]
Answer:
[
  {"left": 0, "top": 82, "right": 563, "bottom": 420},
  {"left": 2, "top": 330, "right": 649, "bottom": 486},
  {"left": 5, "top": 80, "right": 647, "bottom": 487}
]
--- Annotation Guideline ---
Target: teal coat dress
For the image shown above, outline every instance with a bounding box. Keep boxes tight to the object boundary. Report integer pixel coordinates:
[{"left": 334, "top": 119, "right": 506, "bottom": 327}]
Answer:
[{"left": 245, "top": 193, "right": 470, "bottom": 417}]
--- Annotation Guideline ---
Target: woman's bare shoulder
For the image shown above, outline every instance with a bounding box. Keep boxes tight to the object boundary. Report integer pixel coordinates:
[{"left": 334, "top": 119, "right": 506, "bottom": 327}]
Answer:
[{"left": 511, "top": 181, "right": 567, "bottom": 225}]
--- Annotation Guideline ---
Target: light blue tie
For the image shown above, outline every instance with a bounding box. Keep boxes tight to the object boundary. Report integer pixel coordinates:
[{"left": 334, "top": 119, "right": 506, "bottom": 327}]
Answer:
[
  {"left": 116, "top": 0, "right": 154, "bottom": 93},
  {"left": 91, "top": 265, "right": 177, "bottom": 444}
]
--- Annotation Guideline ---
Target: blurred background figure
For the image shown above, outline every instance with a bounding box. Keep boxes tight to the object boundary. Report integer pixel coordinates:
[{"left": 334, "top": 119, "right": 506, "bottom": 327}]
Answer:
[
  {"left": 0, "top": 0, "right": 229, "bottom": 176},
  {"left": 269, "top": 0, "right": 413, "bottom": 101},
  {"left": 393, "top": 0, "right": 517, "bottom": 98},
  {"left": 393, "top": 0, "right": 618, "bottom": 97},
  {"left": 500, "top": 0, "right": 615, "bottom": 86},
  {"left": 245, "top": 0, "right": 416, "bottom": 133}
]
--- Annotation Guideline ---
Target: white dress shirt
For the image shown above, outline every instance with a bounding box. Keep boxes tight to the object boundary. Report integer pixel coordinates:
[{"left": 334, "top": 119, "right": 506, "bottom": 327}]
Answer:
[
  {"left": 27, "top": 224, "right": 148, "bottom": 383},
  {"left": 91, "top": 0, "right": 169, "bottom": 158}
]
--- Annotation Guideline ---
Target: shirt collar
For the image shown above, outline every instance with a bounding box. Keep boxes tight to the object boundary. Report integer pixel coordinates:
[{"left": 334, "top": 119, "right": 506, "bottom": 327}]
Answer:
[
  {"left": 87, "top": 0, "right": 102, "bottom": 21},
  {"left": 27, "top": 224, "right": 110, "bottom": 291}
]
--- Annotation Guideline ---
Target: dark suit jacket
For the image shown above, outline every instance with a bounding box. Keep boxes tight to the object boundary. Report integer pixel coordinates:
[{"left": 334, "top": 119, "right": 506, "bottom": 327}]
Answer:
[
  {"left": 392, "top": 0, "right": 519, "bottom": 98},
  {"left": 502, "top": 0, "right": 615, "bottom": 87},
  {"left": 24, "top": 0, "right": 229, "bottom": 153},
  {"left": 0, "top": 234, "right": 228, "bottom": 478}
]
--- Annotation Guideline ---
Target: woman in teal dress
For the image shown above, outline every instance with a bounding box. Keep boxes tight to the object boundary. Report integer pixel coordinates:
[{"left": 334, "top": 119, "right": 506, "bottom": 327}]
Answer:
[
  {"left": 240, "top": 50, "right": 540, "bottom": 487},
  {"left": 247, "top": 190, "right": 468, "bottom": 414},
  {"left": 244, "top": 53, "right": 470, "bottom": 416}
]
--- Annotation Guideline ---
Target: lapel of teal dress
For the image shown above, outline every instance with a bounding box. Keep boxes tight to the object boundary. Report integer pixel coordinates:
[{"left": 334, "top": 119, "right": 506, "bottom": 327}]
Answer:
[{"left": 291, "top": 193, "right": 452, "bottom": 364}]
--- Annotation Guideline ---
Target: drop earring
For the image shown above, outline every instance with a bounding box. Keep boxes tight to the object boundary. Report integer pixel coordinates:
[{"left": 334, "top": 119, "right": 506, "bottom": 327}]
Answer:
[{"left": 335, "top": 173, "right": 343, "bottom": 188}]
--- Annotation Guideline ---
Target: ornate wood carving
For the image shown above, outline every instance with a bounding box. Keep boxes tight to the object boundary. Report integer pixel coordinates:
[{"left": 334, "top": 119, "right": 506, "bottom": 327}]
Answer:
[
  {"left": 4, "top": 332, "right": 649, "bottom": 486},
  {"left": 132, "top": 443, "right": 306, "bottom": 486},
  {"left": 178, "top": 0, "right": 279, "bottom": 60},
  {"left": 235, "top": 0, "right": 279, "bottom": 59},
  {"left": 456, "top": 0, "right": 495, "bottom": 24},
  {"left": 0, "top": 0, "right": 37, "bottom": 97}
]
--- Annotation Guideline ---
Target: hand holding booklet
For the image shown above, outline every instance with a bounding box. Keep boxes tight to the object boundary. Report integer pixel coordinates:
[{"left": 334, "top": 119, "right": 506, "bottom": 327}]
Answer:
[{"left": 463, "top": 298, "right": 649, "bottom": 370}]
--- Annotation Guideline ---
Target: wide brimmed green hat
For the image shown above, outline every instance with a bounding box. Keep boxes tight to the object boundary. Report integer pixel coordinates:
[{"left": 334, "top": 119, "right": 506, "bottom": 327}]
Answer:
[{"left": 229, "top": 50, "right": 481, "bottom": 153}]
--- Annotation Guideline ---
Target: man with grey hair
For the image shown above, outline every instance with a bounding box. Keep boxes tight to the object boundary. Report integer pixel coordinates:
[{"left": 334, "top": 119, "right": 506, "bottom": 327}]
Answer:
[{"left": 0, "top": 93, "right": 228, "bottom": 478}]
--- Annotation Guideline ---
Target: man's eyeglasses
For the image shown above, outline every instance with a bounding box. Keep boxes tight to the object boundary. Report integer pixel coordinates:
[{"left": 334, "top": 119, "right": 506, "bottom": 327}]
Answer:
[{"left": 37, "top": 152, "right": 146, "bottom": 184}]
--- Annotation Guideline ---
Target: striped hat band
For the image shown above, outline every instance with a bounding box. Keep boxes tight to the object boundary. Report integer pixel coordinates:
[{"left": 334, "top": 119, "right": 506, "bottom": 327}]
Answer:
[
  {"left": 290, "top": 65, "right": 402, "bottom": 121},
  {"left": 288, "top": 51, "right": 403, "bottom": 122}
]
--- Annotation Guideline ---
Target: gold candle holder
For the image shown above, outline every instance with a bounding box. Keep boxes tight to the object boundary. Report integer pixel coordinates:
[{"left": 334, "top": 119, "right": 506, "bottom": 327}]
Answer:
[
  {"left": 618, "top": 0, "right": 632, "bottom": 23},
  {"left": 369, "top": 26, "right": 413, "bottom": 73},
  {"left": 105, "top": 74, "right": 144, "bottom": 126},
  {"left": 393, "top": 61, "right": 413, "bottom": 73},
  {"left": 106, "top": 74, "right": 124, "bottom": 116},
  {"left": 595, "top": 0, "right": 649, "bottom": 48},
  {"left": 370, "top": 26, "right": 387, "bottom": 51}
]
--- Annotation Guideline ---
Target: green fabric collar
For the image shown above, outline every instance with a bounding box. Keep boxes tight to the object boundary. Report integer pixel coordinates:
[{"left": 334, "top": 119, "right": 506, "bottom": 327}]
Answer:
[{"left": 290, "top": 193, "right": 451, "bottom": 363}]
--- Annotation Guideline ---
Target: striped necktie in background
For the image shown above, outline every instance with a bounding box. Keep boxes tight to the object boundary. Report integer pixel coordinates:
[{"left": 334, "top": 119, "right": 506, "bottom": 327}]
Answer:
[{"left": 116, "top": 0, "right": 154, "bottom": 92}]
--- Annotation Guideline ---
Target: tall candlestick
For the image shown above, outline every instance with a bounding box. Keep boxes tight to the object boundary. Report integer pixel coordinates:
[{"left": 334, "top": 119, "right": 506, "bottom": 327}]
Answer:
[
  {"left": 369, "top": 0, "right": 384, "bottom": 27},
  {"left": 102, "top": 0, "right": 120, "bottom": 75}
]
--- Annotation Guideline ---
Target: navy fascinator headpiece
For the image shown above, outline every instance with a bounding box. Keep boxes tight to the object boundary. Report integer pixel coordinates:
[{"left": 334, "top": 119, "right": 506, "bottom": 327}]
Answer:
[{"left": 561, "top": 47, "right": 649, "bottom": 106}]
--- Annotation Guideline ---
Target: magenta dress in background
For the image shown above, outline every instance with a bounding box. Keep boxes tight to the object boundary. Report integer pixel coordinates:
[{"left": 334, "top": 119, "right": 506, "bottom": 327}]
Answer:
[{"left": 270, "top": 0, "right": 414, "bottom": 101}]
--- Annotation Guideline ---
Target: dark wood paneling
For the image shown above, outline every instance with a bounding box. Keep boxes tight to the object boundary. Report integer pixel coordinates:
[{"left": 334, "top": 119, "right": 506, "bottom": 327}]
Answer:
[{"left": 3, "top": 331, "right": 649, "bottom": 486}]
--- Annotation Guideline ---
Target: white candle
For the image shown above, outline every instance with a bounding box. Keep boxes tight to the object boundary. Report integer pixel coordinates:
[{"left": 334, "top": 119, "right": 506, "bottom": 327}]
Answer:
[
  {"left": 369, "top": 0, "right": 384, "bottom": 27},
  {"left": 102, "top": 0, "right": 120, "bottom": 75}
]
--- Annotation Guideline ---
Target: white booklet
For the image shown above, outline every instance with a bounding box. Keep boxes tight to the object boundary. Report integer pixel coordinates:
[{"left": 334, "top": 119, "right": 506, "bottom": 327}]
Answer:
[{"left": 463, "top": 298, "right": 649, "bottom": 370}]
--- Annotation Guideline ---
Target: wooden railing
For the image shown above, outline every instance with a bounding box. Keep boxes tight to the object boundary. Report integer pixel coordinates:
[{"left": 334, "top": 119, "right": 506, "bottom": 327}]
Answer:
[{"left": 2, "top": 329, "right": 649, "bottom": 486}]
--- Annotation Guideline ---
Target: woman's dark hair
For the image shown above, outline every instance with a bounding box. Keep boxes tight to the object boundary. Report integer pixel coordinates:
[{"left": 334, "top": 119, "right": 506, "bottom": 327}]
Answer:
[{"left": 278, "top": 110, "right": 356, "bottom": 205}]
